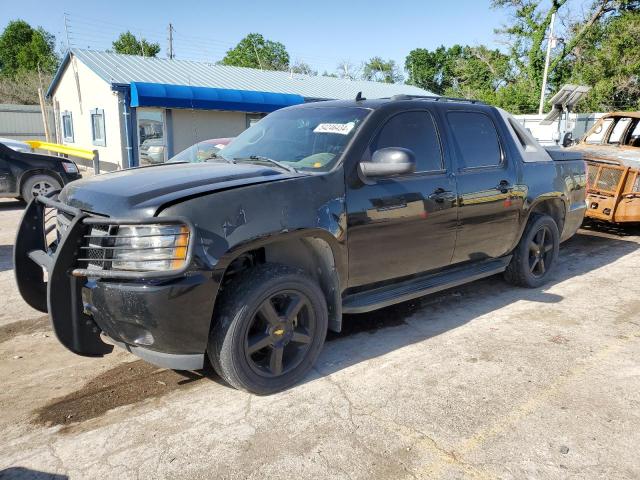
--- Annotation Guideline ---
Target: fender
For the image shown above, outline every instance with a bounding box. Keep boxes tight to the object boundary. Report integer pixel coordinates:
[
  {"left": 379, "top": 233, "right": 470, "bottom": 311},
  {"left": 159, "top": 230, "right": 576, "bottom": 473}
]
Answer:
[
  {"left": 512, "top": 192, "right": 569, "bottom": 250},
  {"left": 212, "top": 228, "right": 346, "bottom": 284},
  {"left": 18, "top": 168, "right": 64, "bottom": 193}
]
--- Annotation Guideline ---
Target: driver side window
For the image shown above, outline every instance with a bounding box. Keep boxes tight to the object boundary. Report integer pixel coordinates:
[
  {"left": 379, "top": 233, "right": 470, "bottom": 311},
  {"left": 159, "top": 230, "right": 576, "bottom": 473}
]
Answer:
[{"left": 369, "top": 111, "right": 443, "bottom": 173}]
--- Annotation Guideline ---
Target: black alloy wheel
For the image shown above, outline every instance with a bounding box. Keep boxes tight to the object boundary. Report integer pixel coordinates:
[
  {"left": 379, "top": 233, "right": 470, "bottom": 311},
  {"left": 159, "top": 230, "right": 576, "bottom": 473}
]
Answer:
[
  {"left": 504, "top": 214, "right": 560, "bottom": 288},
  {"left": 244, "top": 290, "right": 315, "bottom": 377},
  {"left": 209, "top": 263, "right": 328, "bottom": 394},
  {"left": 528, "top": 224, "right": 555, "bottom": 278}
]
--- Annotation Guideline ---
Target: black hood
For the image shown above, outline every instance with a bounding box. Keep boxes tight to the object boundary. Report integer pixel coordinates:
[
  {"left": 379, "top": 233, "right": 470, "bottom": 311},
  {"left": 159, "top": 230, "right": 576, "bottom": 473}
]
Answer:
[{"left": 59, "top": 162, "right": 300, "bottom": 217}]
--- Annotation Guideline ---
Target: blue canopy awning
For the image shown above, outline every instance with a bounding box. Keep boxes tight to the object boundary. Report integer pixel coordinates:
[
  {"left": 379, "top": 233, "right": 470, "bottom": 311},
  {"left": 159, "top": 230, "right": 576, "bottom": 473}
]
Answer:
[{"left": 129, "top": 82, "right": 304, "bottom": 113}]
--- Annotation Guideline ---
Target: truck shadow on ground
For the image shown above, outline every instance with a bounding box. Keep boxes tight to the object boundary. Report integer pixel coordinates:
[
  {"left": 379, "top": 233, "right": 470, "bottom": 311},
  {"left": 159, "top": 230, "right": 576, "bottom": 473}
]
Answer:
[
  {"left": 0, "top": 245, "right": 13, "bottom": 272},
  {"left": 30, "top": 227, "right": 639, "bottom": 427},
  {"left": 0, "top": 467, "right": 67, "bottom": 479},
  {"left": 309, "top": 227, "right": 639, "bottom": 381},
  {"left": 0, "top": 199, "right": 24, "bottom": 212}
]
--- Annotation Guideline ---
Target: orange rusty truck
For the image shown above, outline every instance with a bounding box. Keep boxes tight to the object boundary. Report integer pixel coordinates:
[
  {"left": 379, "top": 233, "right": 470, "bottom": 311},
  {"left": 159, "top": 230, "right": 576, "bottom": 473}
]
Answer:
[{"left": 571, "top": 112, "right": 640, "bottom": 223}]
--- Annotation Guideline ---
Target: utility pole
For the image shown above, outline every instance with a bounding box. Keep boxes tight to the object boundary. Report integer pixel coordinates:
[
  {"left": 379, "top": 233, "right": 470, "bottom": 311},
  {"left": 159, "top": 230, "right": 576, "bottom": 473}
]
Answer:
[
  {"left": 168, "top": 23, "right": 174, "bottom": 59},
  {"left": 538, "top": 12, "right": 556, "bottom": 115},
  {"left": 63, "top": 13, "right": 71, "bottom": 51},
  {"left": 36, "top": 64, "right": 51, "bottom": 143}
]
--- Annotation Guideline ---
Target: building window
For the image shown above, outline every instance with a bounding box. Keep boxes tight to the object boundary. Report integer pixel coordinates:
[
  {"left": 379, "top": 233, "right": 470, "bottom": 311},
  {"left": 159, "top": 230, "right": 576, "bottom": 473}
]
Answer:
[
  {"left": 61, "top": 111, "right": 74, "bottom": 143},
  {"left": 246, "top": 113, "right": 266, "bottom": 129},
  {"left": 90, "top": 108, "right": 106, "bottom": 146}
]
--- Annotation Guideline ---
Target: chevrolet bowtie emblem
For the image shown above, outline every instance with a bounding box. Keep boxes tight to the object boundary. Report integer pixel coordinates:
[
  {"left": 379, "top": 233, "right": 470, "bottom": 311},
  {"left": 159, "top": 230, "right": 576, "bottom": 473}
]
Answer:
[{"left": 273, "top": 328, "right": 285, "bottom": 336}]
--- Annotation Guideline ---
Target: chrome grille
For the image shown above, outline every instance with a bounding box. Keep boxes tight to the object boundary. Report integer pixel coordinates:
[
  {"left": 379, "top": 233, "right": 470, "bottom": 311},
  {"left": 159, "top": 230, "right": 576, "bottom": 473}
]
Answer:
[{"left": 82, "top": 225, "right": 111, "bottom": 271}]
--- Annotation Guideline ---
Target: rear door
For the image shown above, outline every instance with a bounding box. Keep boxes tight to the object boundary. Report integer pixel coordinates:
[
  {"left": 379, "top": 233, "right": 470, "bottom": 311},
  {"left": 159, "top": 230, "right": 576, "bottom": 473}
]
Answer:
[
  {"left": 346, "top": 109, "right": 458, "bottom": 287},
  {"left": 443, "top": 108, "right": 520, "bottom": 263}
]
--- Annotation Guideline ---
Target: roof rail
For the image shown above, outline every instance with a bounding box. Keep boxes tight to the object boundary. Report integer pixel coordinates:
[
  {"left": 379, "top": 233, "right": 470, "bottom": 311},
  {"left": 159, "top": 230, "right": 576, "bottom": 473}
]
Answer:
[{"left": 389, "top": 94, "right": 484, "bottom": 105}]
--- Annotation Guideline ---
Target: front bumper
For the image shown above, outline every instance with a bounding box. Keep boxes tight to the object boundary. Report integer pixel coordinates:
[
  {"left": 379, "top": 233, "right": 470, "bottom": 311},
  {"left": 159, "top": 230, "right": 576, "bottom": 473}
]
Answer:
[{"left": 13, "top": 195, "right": 214, "bottom": 368}]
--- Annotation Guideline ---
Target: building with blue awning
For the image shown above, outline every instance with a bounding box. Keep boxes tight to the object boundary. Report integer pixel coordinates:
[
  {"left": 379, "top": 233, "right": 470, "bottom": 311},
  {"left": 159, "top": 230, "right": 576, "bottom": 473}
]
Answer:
[{"left": 47, "top": 49, "right": 433, "bottom": 170}]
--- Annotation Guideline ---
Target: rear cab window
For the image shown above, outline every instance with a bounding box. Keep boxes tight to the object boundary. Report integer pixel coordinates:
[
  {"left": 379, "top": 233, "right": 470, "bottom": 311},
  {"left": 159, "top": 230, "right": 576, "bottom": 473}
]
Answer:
[{"left": 446, "top": 111, "right": 502, "bottom": 169}]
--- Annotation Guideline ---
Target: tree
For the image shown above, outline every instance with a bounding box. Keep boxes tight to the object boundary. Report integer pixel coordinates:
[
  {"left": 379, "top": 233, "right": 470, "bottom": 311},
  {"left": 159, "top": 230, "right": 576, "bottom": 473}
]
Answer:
[
  {"left": 362, "top": 57, "right": 403, "bottom": 83},
  {"left": 112, "top": 31, "right": 160, "bottom": 57},
  {"left": 491, "top": 0, "right": 636, "bottom": 111},
  {"left": 335, "top": 60, "right": 360, "bottom": 80},
  {"left": 0, "top": 70, "right": 50, "bottom": 104},
  {"left": 221, "top": 33, "right": 289, "bottom": 71},
  {"left": 405, "top": 46, "right": 456, "bottom": 94},
  {"left": 291, "top": 59, "right": 317, "bottom": 76},
  {"left": 568, "top": 10, "right": 640, "bottom": 111},
  {"left": 405, "top": 45, "right": 512, "bottom": 102},
  {"left": 0, "top": 20, "right": 58, "bottom": 77}
]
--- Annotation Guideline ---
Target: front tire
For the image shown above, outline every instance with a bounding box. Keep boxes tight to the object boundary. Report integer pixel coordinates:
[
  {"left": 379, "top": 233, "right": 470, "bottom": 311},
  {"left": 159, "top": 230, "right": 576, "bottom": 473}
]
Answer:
[
  {"left": 504, "top": 214, "right": 560, "bottom": 288},
  {"left": 208, "top": 264, "right": 328, "bottom": 394},
  {"left": 20, "top": 174, "right": 61, "bottom": 202}
]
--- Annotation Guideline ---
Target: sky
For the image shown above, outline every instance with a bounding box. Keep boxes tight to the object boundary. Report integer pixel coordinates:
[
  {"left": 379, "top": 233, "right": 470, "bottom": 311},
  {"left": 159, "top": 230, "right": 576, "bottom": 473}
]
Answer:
[{"left": 1, "top": 0, "right": 511, "bottom": 74}]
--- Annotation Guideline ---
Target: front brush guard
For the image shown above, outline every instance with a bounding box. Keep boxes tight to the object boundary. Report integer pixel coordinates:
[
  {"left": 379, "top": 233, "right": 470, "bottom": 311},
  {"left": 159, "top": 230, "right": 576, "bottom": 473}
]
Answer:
[{"left": 13, "top": 195, "right": 113, "bottom": 356}]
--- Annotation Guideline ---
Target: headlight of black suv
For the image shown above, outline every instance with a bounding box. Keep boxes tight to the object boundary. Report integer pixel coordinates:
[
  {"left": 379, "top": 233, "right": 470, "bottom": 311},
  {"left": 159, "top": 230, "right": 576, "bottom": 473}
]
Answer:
[{"left": 111, "top": 224, "right": 190, "bottom": 272}]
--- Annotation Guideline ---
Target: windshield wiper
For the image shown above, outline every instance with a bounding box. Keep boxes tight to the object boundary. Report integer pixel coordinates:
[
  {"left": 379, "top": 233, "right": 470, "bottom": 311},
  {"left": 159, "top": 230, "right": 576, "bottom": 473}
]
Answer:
[
  {"left": 205, "top": 152, "right": 234, "bottom": 164},
  {"left": 233, "top": 155, "right": 297, "bottom": 173}
]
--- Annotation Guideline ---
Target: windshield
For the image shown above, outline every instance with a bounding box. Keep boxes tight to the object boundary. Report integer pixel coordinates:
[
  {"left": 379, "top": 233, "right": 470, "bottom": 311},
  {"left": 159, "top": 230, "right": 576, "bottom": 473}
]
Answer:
[
  {"left": 168, "top": 140, "right": 229, "bottom": 163},
  {"left": 219, "top": 106, "right": 370, "bottom": 172}
]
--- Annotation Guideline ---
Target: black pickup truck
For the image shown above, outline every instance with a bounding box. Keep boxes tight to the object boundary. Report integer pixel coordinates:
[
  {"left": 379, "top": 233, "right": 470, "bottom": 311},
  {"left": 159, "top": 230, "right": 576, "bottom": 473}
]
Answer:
[{"left": 14, "top": 96, "right": 586, "bottom": 394}]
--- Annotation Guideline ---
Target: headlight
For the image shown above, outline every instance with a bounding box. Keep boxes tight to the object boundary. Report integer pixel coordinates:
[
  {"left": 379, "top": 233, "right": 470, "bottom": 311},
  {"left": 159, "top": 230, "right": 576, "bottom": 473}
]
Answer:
[{"left": 111, "top": 224, "right": 190, "bottom": 271}]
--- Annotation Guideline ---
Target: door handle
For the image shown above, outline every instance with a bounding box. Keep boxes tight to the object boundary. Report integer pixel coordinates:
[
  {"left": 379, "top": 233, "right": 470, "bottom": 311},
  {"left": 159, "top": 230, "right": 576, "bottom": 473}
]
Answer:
[
  {"left": 428, "top": 188, "right": 453, "bottom": 203},
  {"left": 497, "top": 180, "right": 513, "bottom": 194}
]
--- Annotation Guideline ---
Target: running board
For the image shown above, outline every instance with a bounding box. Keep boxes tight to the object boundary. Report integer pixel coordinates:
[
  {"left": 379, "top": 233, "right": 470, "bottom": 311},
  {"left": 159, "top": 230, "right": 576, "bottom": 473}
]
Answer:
[{"left": 342, "top": 256, "right": 512, "bottom": 314}]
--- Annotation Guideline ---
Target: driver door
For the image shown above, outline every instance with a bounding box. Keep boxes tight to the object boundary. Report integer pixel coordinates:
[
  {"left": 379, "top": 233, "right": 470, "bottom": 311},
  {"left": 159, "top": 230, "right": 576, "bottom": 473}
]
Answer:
[{"left": 346, "top": 110, "right": 458, "bottom": 288}]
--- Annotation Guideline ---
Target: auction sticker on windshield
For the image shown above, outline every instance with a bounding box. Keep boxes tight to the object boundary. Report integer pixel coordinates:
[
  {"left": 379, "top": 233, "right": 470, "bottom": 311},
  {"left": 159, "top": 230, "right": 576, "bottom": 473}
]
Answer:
[{"left": 313, "top": 122, "right": 355, "bottom": 135}]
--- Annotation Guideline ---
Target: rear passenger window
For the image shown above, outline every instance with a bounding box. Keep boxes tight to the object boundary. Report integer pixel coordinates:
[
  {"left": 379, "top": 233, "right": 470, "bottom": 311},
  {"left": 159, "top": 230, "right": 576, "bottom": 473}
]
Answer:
[
  {"left": 447, "top": 112, "right": 502, "bottom": 169},
  {"left": 371, "top": 111, "right": 443, "bottom": 172}
]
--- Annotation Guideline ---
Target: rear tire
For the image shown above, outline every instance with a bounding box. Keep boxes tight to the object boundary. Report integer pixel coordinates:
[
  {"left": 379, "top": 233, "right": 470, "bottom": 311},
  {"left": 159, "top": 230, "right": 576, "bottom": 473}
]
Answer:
[
  {"left": 504, "top": 214, "right": 560, "bottom": 288},
  {"left": 20, "top": 174, "right": 61, "bottom": 202},
  {"left": 208, "top": 263, "right": 328, "bottom": 394}
]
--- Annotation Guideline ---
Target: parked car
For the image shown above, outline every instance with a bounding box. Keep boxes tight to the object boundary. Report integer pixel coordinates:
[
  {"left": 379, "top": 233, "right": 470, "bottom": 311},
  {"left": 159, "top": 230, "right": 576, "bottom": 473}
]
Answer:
[
  {"left": 568, "top": 112, "right": 640, "bottom": 223},
  {"left": 0, "top": 141, "right": 81, "bottom": 201},
  {"left": 139, "top": 138, "right": 165, "bottom": 165},
  {"left": 168, "top": 138, "right": 233, "bottom": 163},
  {"left": 15, "top": 96, "right": 586, "bottom": 394}
]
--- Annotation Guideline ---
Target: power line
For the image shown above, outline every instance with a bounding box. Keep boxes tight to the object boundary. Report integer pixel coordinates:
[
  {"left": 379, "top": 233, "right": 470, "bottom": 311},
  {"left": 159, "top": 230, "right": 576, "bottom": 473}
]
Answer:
[{"left": 63, "top": 13, "right": 344, "bottom": 75}]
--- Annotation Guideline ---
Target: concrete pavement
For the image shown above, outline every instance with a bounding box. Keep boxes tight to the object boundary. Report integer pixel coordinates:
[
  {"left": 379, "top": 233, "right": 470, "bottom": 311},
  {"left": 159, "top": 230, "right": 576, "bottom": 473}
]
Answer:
[{"left": 0, "top": 198, "right": 639, "bottom": 479}]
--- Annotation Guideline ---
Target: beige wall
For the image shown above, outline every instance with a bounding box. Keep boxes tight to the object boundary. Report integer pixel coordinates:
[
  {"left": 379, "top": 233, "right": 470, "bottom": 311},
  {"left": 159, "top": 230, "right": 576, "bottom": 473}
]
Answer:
[
  {"left": 51, "top": 57, "right": 125, "bottom": 170},
  {"left": 170, "top": 109, "right": 247, "bottom": 156}
]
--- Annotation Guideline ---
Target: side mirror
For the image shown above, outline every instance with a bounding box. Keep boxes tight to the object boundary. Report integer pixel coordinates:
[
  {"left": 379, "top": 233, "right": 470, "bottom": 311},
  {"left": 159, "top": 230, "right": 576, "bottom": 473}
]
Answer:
[{"left": 358, "top": 147, "right": 416, "bottom": 182}]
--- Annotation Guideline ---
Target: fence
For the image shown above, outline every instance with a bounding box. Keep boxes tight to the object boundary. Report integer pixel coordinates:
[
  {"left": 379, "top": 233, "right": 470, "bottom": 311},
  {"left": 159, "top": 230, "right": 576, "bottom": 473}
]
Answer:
[{"left": 0, "top": 104, "right": 55, "bottom": 141}]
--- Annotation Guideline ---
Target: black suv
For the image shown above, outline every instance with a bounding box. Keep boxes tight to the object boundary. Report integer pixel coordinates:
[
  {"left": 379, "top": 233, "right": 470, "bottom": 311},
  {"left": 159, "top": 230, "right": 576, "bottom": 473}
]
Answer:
[
  {"left": 0, "top": 141, "right": 81, "bottom": 201},
  {"left": 15, "top": 96, "right": 586, "bottom": 394}
]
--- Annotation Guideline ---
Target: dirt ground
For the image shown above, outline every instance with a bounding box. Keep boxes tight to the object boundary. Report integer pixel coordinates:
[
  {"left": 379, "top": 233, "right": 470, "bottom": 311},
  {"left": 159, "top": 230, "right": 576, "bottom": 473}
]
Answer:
[{"left": 0, "top": 197, "right": 639, "bottom": 480}]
